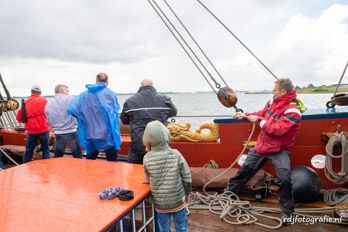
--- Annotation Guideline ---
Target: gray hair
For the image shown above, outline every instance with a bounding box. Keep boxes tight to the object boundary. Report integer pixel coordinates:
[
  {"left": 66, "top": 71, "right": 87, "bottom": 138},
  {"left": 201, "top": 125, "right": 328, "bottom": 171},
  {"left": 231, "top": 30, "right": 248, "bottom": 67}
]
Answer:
[
  {"left": 54, "top": 84, "right": 69, "bottom": 94},
  {"left": 141, "top": 79, "right": 153, "bottom": 87}
]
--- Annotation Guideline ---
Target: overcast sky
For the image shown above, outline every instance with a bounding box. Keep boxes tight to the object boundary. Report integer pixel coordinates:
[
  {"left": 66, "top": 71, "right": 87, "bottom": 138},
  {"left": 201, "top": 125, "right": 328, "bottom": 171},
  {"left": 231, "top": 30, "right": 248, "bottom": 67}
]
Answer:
[{"left": 0, "top": 0, "right": 347, "bottom": 96}]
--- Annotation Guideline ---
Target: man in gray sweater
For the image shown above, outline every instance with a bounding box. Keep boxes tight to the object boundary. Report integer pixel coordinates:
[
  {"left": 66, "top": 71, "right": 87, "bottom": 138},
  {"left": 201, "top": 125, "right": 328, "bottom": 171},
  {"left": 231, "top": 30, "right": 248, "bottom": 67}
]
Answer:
[{"left": 45, "top": 84, "right": 82, "bottom": 158}]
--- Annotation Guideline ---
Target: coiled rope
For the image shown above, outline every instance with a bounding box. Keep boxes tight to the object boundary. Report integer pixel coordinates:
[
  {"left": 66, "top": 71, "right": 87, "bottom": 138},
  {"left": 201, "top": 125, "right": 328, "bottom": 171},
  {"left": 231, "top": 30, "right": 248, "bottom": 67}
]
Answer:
[
  {"left": 325, "top": 132, "right": 348, "bottom": 183},
  {"left": 324, "top": 188, "right": 348, "bottom": 206}
]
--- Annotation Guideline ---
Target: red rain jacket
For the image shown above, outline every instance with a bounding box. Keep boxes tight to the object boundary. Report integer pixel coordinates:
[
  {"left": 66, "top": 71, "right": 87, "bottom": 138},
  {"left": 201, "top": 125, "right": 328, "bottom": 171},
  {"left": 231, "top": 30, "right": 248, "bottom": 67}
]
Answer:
[
  {"left": 16, "top": 93, "right": 49, "bottom": 134},
  {"left": 246, "top": 91, "right": 301, "bottom": 155}
]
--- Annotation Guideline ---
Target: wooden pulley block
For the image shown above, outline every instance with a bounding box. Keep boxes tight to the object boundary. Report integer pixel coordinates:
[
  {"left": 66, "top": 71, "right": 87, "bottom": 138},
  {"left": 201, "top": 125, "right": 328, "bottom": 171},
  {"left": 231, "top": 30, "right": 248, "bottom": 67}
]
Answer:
[
  {"left": 330, "top": 92, "right": 348, "bottom": 106},
  {"left": 6, "top": 99, "right": 19, "bottom": 111},
  {"left": 0, "top": 101, "right": 8, "bottom": 112},
  {"left": 217, "top": 86, "right": 238, "bottom": 108}
]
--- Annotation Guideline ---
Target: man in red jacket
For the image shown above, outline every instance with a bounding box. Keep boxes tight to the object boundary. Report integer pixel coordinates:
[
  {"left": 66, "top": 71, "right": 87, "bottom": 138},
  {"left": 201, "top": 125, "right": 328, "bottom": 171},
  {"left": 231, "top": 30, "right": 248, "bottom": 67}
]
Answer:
[
  {"left": 16, "top": 86, "right": 50, "bottom": 163},
  {"left": 225, "top": 78, "right": 301, "bottom": 223}
]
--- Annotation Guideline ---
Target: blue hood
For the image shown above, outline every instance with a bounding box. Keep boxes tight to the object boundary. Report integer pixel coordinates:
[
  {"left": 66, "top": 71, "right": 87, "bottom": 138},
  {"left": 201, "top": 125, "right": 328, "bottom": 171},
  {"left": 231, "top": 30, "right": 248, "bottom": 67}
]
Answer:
[{"left": 85, "top": 83, "right": 107, "bottom": 93}]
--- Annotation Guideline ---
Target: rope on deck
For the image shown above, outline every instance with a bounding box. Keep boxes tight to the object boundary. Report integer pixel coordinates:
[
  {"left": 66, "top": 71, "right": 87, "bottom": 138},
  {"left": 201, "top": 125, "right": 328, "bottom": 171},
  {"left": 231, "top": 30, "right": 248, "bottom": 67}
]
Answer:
[
  {"left": 324, "top": 188, "right": 348, "bottom": 206},
  {"left": 188, "top": 191, "right": 283, "bottom": 229}
]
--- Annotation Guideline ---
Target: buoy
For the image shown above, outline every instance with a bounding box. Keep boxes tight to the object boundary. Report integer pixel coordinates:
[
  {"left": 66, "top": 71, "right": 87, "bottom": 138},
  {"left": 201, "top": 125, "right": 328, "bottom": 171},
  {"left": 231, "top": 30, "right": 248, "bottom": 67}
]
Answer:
[{"left": 291, "top": 166, "right": 321, "bottom": 203}]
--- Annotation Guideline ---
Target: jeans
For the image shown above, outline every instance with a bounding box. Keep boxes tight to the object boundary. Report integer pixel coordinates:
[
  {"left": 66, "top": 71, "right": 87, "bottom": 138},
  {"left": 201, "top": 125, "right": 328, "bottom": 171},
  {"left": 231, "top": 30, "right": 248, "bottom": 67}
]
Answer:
[
  {"left": 54, "top": 132, "right": 82, "bottom": 158},
  {"left": 226, "top": 149, "right": 295, "bottom": 214},
  {"left": 87, "top": 146, "right": 117, "bottom": 162},
  {"left": 155, "top": 208, "right": 188, "bottom": 232},
  {"left": 24, "top": 131, "right": 50, "bottom": 163}
]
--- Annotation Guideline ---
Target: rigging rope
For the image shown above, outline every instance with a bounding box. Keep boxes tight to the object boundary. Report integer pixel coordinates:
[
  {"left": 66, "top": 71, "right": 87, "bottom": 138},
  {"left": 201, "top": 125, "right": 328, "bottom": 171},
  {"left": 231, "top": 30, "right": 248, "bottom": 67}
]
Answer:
[
  {"left": 147, "top": 0, "right": 218, "bottom": 93},
  {"left": 162, "top": 0, "right": 229, "bottom": 88},
  {"left": 333, "top": 61, "right": 348, "bottom": 98},
  {"left": 196, "top": 0, "right": 279, "bottom": 80},
  {"left": 0, "top": 148, "right": 19, "bottom": 166}
]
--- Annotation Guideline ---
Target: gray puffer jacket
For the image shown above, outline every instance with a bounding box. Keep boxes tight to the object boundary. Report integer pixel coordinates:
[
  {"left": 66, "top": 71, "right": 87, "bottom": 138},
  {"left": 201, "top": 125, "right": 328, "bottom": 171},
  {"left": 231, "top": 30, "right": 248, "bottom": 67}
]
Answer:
[{"left": 143, "top": 120, "right": 192, "bottom": 210}]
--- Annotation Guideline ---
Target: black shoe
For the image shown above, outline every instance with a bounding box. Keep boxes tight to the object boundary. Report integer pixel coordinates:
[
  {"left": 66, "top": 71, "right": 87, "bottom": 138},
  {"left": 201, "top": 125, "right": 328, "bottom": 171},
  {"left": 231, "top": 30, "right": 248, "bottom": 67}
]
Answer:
[{"left": 281, "top": 213, "right": 292, "bottom": 226}]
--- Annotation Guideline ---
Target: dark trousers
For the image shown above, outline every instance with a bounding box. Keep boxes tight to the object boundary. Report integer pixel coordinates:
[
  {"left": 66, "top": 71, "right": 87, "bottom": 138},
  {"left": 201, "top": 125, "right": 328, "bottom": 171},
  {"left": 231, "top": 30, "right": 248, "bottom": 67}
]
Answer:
[
  {"left": 24, "top": 131, "right": 50, "bottom": 163},
  {"left": 54, "top": 132, "right": 82, "bottom": 158},
  {"left": 226, "top": 149, "right": 295, "bottom": 214},
  {"left": 128, "top": 148, "right": 146, "bottom": 164},
  {"left": 87, "top": 146, "right": 117, "bottom": 162}
]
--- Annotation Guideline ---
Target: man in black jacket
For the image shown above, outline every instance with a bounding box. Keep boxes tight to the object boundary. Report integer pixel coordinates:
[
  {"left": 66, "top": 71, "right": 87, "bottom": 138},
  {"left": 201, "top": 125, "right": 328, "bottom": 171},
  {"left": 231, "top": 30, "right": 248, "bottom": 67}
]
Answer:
[{"left": 121, "top": 79, "right": 177, "bottom": 164}]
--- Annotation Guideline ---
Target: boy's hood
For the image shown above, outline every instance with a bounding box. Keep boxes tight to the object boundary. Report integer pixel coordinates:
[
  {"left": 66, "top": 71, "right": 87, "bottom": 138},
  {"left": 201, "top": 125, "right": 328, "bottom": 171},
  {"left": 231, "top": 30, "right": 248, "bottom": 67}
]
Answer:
[{"left": 143, "top": 121, "right": 170, "bottom": 149}]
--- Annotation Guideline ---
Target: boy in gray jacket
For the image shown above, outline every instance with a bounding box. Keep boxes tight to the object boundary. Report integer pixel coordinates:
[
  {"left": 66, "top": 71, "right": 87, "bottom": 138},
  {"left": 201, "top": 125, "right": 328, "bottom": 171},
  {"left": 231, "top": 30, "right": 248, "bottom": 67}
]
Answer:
[{"left": 143, "top": 120, "right": 192, "bottom": 232}]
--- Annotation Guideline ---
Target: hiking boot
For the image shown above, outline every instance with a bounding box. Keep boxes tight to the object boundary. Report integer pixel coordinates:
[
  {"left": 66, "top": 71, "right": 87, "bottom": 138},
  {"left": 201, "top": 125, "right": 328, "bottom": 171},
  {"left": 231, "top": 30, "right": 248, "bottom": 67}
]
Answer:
[{"left": 281, "top": 213, "right": 292, "bottom": 226}]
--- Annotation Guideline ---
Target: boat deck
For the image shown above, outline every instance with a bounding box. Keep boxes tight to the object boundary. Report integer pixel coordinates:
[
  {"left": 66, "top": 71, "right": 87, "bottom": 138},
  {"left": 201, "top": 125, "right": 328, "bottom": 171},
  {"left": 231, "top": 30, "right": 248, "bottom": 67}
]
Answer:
[{"left": 188, "top": 200, "right": 347, "bottom": 231}]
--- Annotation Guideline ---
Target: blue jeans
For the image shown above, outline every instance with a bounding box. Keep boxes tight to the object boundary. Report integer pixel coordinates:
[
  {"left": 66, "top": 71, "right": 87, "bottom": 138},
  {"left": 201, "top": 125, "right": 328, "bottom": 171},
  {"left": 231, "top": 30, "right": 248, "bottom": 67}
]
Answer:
[
  {"left": 24, "top": 131, "right": 50, "bottom": 163},
  {"left": 155, "top": 208, "right": 188, "bottom": 232},
  {"left": 54, "top": 132, "right": 82, "bottom": 158}
]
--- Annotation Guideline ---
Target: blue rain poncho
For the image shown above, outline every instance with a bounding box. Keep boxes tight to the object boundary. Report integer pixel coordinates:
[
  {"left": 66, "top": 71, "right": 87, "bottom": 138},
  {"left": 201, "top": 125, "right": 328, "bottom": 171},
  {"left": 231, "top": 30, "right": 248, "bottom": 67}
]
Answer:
[{"left": 67, "top": 83, "right": 122, "bottom": 154}]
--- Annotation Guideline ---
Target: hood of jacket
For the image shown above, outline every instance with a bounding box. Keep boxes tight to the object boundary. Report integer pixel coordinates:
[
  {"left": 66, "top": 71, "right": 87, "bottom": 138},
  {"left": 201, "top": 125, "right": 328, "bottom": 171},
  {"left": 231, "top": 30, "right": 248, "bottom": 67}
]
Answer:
[
  {"left": 143, "top": 120, "right": 170, "bottom": 150},
  {"left": 273, "top": 90, "right": 297, "bottom": 104},
  {"left": 85, "top": 82, "right": 107, "bottom": 93}
]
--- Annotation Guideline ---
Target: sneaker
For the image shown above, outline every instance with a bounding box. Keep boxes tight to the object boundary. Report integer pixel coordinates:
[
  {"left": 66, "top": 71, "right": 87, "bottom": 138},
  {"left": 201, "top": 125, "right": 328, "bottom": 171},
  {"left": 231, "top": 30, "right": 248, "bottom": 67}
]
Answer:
[{"left": 281, "top": 213, "right": 292, "bottom": 226}]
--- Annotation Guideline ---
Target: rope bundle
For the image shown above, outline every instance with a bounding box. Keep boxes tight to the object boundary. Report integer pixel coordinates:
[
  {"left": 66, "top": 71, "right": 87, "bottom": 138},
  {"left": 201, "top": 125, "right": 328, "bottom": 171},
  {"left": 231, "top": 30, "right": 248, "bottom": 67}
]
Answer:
[
  {"left": 188, "top": 191, "right": 283, "bottom": 229},
  {"left": 325, "top": 132, "right": 348, "bottom": 183}
]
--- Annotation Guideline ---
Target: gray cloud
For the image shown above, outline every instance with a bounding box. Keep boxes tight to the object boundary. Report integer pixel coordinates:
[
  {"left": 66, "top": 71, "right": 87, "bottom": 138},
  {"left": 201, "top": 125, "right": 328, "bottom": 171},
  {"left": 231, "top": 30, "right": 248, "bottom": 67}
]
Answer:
[{"left": 0, "top": 0, "right": 347, "bottom": 95}]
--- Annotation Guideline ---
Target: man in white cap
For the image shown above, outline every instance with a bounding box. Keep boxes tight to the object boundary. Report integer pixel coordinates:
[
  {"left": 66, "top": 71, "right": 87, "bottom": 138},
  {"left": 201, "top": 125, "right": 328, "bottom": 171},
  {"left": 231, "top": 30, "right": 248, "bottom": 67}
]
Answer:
[{"left": 16, "top": 85, "right": 50, "bottom": 163}]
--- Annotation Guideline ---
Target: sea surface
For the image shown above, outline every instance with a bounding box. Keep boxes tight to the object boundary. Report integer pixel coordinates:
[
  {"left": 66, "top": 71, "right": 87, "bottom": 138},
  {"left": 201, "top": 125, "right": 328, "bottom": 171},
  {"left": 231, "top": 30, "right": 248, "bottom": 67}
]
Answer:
[
  {"left": 117, "top": 92, "right": 333, "bottom": 129},
  {"left": 15, "top": 92, "right": 334, "bottom": 129}
]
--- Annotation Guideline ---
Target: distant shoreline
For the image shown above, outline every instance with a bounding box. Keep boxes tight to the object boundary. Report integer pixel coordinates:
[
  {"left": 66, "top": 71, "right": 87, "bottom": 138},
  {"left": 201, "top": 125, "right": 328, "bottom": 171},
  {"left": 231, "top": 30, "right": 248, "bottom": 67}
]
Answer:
[
  {"left": 296, "top": 86, "right": 348, "bottom": 94},
  {"left": 13, "top": 86, "right": 348, "bottom": 98}
]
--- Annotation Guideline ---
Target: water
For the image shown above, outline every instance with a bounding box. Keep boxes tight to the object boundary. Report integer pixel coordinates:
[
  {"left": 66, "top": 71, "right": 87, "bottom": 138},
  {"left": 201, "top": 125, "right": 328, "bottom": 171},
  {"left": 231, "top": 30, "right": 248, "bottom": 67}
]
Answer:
[
  {"left": 14, "top": 92, "right": 333, "bottom": 129},
  {"left": 118, "top": 92, "right": 333, "bottom": 129}
]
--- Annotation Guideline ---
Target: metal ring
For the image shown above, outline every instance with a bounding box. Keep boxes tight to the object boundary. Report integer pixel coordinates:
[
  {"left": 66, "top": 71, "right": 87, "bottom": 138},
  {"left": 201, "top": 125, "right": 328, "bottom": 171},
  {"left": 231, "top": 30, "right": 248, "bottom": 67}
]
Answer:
[
  {"left": 215, "top": 83, "right": 221, "bottom": 89},
  {"left": 234, "top": 106, "right": 244, "bottom": 113},
  {"left": 326, "top": 101, "right": 335, "bottom": 109}
]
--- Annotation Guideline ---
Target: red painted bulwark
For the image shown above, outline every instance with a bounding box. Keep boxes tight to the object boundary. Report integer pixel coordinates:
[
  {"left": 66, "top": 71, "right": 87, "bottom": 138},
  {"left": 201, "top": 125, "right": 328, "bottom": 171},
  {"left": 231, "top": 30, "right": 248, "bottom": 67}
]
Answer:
[{"left": 1, "top": 115, "right": 347, "bottom": 188}]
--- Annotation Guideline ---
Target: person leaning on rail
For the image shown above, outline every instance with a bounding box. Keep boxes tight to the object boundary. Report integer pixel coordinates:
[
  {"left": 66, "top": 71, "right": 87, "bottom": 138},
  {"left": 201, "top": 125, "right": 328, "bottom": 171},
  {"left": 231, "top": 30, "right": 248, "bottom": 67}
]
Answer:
[
  {"left": 45, "top": 84, "right": 82, "bottom": 159},
  {"left": 120, "top": 79, "right": 177, "bottom": 164},
  {"left": 67, "top": 73, "right": 122, "bottom": 162},
  {"left": 16, "top": 85, "right": 50, "bottom": 163},
  {"left": 225, "top": 78, "right": 302, "bottom": 225}
]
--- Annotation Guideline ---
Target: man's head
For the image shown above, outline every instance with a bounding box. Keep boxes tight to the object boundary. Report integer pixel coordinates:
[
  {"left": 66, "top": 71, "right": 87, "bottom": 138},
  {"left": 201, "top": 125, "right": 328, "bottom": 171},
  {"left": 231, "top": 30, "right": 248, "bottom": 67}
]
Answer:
[
  {"left": 54, "top": 84, "right": 69, "bottom": 95},
  {"left": 31, "top": 85, "right": 42, "bottom": 95},
  {"left": 141, "top": 79, "right": 153, "bottom": 87},
  {"left": 273, "top": 78, "right": 294, "bottom": 98},
  {"left": 96, "top": 73, "right": 108, "bottom": 85}
]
